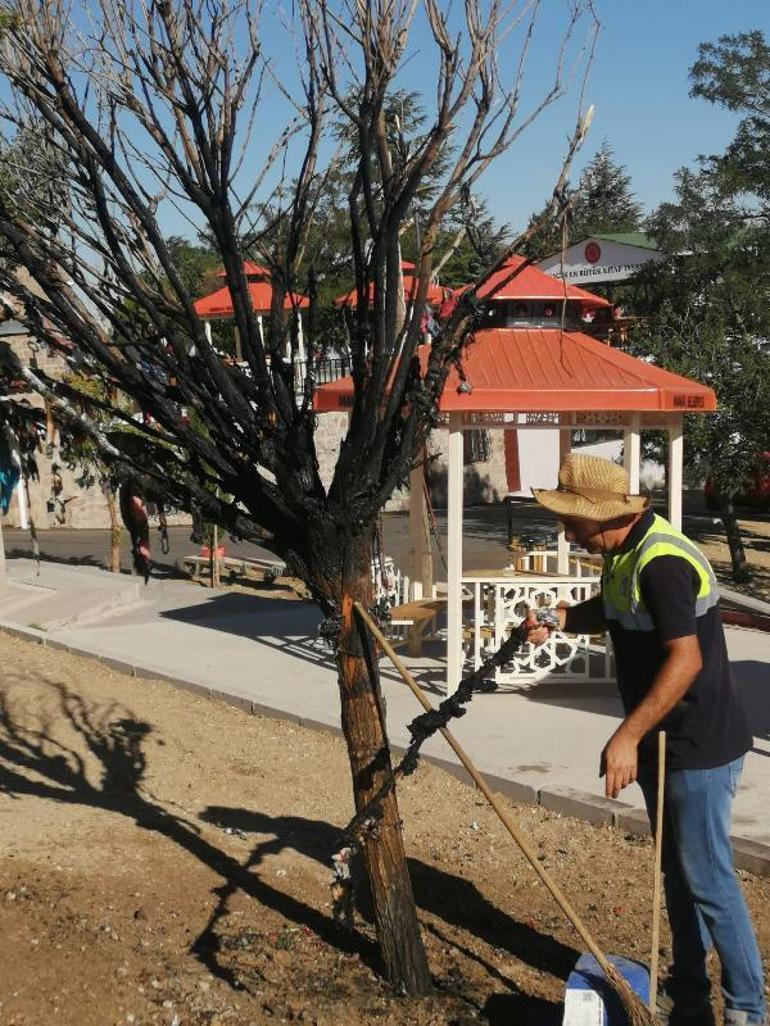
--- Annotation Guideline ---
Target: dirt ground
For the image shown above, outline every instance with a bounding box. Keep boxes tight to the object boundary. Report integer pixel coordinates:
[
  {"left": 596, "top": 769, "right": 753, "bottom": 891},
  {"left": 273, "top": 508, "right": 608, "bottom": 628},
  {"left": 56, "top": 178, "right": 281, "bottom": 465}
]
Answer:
[{"left": 1, "top": 634, "right": 769, "bottom": 1026}]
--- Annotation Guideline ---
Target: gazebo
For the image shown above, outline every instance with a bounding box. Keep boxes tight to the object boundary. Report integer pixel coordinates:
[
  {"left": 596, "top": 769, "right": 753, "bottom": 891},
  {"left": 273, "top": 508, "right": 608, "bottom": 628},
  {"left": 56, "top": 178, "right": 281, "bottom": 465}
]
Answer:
[
  {"left": 315, "top": 272, "right": 717, "bottom": 692},
  {"left": 194, "top": 262, "right": 310, "bottom": 362}
]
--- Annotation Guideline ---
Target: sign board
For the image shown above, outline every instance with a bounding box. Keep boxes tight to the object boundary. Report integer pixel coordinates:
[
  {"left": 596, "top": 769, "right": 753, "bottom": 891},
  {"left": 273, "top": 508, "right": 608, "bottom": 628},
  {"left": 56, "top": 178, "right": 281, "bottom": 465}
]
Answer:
[{"left": 537, "top": 237, "right": 665, "bottom": 285}]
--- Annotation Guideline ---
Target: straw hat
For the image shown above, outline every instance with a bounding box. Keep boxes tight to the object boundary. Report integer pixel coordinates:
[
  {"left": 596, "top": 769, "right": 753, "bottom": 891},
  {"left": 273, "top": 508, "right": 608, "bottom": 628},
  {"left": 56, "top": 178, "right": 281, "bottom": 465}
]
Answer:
[{"left": 532, "top": 453, "right": 650, "bottom": 523}]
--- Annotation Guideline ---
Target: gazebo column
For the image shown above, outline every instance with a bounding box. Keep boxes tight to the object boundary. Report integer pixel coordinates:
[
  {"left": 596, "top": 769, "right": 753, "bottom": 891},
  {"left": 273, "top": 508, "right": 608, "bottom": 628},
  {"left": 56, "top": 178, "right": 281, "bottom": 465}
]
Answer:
[
  {"left": 623, "top": 414, "right": 641, "bottom": 493},
  {"left": 668, "top": 418, "right": 684, "bottom": 531},
  {"left": 233, "top": 326, "right": 243, "bottom": 362},
  {"left": 297, "top": 311, "right": 307, "bottom": 364},
  {"left": 204, "top": 320, "right": 213, "bottom": 345},
  {"left": 557, "top": 416, "right": 571, "bottom": 574},
  {"left": 446, "top": 413, "right": 464, "bottom": 694},
  {"left": 257, "top": 315, "right": 265, "bottom": 346}
]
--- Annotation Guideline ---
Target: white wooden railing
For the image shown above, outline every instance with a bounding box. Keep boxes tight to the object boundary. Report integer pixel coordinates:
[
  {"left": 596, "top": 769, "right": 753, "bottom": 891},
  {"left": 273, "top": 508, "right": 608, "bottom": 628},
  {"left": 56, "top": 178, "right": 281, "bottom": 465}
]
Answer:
[
  {"left": 462, "top": 572, "right": 615, "bottom": 684},
  {"left": 372, "top": 556, "right": 410, "bottom": 609},
  {"left": 370, "top": 549, "right": 614, "bottom": 683}
]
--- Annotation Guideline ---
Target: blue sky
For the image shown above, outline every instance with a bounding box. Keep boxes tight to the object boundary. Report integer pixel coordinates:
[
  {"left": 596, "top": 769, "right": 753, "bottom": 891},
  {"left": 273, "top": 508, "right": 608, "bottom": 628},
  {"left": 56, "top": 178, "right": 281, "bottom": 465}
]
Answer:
[
  {"left": 478, "top": 0, "right": 770, "bottom": 231},
  {"left": 213, "top": 0, "right": 769, "bottom": 239},
  {"left": 29, "top": 0, "right": 759, "bottom": 243}
]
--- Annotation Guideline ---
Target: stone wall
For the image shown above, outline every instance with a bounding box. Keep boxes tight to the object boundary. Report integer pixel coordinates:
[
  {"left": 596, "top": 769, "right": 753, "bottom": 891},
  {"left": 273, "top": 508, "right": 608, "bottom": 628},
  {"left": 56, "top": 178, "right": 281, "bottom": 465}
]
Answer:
[
  {"left": 314, "top": 411, "right": 510, "bottom": 512},
  {"left": 2, "top": 327, "right": 190, "bottom": 531}
]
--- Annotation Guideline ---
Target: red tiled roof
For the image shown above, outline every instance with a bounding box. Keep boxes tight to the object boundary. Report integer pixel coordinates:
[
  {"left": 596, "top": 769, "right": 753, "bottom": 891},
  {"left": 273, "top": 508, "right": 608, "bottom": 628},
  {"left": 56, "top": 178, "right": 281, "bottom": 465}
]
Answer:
[
  {"left": 475, "top": 255, "right": 609, "bottom": 307},
  {"left": 313, "top": 328, "right": 717, "bottom": 414},
  {"left": 194, "top": 281, "right": 309, "bottom": 318}
]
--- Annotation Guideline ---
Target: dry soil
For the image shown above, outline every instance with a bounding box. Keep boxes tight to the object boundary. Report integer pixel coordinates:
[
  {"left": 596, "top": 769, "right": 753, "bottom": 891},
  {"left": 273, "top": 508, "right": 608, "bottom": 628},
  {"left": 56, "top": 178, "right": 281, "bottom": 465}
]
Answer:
[{"left": 0, "top": 633, "right": 768, "bottom": 1026}]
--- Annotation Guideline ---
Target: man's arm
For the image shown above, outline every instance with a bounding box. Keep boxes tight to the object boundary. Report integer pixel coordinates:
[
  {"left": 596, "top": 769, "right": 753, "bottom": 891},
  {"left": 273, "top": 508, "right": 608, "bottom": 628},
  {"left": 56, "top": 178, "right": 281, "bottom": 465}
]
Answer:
[
  {"left": 601, "top": 555, "right": 703, "bottom": 799},
  {"left": 524, "top": 593, "right": 606, "bottom": 644},
  {"left": 564, "top": 594, "right": 607, "bottom": 635},
  {"left": 601, "top": 634, "right": 702, "bottom": 798}
]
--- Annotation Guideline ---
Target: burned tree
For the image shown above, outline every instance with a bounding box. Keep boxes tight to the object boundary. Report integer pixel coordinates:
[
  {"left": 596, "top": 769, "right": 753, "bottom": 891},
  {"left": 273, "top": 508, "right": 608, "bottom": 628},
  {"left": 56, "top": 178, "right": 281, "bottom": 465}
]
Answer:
[{"left": 0, "top": 0, "right": 597, "bottom": 993}]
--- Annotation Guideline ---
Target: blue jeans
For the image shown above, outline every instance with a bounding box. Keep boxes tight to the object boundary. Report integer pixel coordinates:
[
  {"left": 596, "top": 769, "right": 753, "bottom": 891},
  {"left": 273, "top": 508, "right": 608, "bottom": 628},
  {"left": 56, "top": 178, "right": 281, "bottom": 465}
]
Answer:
[{"left": 637, "top": 756, "right": 765, "bottom": 1023}]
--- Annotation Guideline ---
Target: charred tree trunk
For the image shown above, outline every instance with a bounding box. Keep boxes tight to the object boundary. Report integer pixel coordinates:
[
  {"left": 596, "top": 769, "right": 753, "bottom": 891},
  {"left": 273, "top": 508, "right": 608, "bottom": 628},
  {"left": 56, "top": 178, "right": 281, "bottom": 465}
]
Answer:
[
  {"left": 719, "top": 499, "right": 750, "bottom": 584},
  {"left": 332, "top": 528, "right": 432, "bottom": 996}
]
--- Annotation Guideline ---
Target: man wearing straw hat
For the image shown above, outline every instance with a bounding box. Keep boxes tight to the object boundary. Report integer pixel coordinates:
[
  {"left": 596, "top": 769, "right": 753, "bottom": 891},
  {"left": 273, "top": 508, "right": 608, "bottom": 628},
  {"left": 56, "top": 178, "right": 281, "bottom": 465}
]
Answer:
[{"left": 527, "top": 453, "right": 765, "bottom": 1026}]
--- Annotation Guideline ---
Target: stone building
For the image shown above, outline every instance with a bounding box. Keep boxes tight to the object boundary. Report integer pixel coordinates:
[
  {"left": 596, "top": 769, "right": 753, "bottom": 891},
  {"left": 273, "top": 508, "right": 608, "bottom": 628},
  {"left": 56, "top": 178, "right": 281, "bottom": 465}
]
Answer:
[{"left": 0, "top": 314, "right": 113, "bottom": 529}]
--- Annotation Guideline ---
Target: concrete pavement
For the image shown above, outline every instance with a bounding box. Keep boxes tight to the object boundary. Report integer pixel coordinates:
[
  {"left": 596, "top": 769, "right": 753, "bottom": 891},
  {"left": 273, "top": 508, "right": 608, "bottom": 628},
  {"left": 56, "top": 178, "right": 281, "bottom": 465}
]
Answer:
[{"left": 1, "top": 559, "right": 769, "bottom": 872}]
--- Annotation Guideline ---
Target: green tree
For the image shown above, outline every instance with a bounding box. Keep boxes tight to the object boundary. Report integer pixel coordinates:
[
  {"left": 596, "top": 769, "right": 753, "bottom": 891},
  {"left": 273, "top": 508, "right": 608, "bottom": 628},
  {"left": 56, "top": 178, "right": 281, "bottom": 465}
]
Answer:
[
  {"left": 524, "top": 140, "right": 643, "bottom": 259},
  {"left": 629, "top": 30, "right": 770, "bottom": 583},
  {"left": 689, "top": 30, "right": 770, "bottom": 208},
  {"left": 0, "top": 124, "right": 65, "bottom": 265},
  {"left": 164, "top": 237, "right": 221, "bottom": 298}
]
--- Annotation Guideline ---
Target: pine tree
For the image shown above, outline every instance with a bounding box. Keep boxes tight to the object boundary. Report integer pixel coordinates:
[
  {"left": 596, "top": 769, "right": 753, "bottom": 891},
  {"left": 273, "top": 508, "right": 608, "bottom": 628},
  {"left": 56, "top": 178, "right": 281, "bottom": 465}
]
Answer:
[{"left": 524, "top": 140, "right": 643, "bottom": 259}]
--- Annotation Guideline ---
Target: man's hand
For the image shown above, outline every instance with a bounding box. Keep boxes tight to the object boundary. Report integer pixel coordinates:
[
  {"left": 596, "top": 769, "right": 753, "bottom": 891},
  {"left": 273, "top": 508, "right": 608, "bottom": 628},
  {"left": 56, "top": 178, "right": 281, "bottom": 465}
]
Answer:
[
  {"left": 600, "top": 725, "right": 640, "bottom": 799},
  {"left": 522, "top": 607, "right": 566, "bottom": 647}
]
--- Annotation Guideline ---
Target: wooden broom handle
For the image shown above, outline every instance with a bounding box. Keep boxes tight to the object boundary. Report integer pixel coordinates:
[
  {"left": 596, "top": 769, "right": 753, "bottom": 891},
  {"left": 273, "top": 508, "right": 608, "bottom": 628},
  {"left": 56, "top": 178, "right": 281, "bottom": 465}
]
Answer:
[
  {"left": 354, "top": 602, "right": 620, "bottom": 983},
  {"left": 649, "top": 731, "right": 666, "bottom": 1012}
]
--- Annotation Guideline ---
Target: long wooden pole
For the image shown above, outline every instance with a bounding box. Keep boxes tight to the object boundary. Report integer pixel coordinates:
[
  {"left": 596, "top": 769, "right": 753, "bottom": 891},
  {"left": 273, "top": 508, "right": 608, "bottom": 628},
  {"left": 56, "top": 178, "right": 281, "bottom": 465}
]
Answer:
[
  {"left": 0, "top": 516, "right": 6, "bottom": 583},
  {"left": 354, "top": 602, "right": 622, "bottom": 983},
  {"left": 649, "top": 731, "right": 666, "bottom": 1012}
]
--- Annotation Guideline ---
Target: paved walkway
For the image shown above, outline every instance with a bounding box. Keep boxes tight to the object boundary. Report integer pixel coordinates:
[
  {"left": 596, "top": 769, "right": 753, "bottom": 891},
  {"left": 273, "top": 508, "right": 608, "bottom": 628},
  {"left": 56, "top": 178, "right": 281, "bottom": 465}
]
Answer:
[{"left": 1, "top": 558, "right": 769, "bottom": 871}]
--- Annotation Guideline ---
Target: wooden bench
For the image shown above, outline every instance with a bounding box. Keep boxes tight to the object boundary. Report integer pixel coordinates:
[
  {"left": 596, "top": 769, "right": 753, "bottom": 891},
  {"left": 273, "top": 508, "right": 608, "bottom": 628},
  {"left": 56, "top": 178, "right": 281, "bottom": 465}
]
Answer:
[{"left": 388, "top": 598, "right": 445, "bottom": 655}]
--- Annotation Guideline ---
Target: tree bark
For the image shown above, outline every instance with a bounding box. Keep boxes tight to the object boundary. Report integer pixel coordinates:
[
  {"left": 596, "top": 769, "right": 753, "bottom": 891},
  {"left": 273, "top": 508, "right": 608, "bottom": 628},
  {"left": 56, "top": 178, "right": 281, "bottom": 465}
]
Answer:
[
  {"left": 720, "top": 499, "right": 750, "bottom": 583},
  {"left": 334, "top": 531, "right": 432, "bottom": 996}
]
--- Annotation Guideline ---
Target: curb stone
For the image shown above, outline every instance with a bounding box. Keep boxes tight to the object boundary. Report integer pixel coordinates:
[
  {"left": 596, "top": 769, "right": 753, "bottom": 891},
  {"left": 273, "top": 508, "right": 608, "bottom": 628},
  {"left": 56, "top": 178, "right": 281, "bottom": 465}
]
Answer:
[
  {"left": 2, "top": 619, "right": 770, "bottom": 877},
  {"left": 731, "top": 836, "right": 770, "bottom": 875},
  {"left": 722, "top": 610, "right": 770, "bottom": 633},
  {"left": 539, "top": 786, "right": 630, "bottom": 826},
  {"left": 99, "top": 655, "right": 137, "bottom": 676},
  {"left": 616, "top": 807, "right": 651, "bottom": 837}
]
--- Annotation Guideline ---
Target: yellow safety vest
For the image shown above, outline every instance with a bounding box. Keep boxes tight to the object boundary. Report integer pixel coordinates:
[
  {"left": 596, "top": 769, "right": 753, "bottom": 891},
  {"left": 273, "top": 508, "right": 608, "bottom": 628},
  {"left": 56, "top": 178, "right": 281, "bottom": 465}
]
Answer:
[{"left": 602, "top": 514, "right": 719, "bottom": 633}]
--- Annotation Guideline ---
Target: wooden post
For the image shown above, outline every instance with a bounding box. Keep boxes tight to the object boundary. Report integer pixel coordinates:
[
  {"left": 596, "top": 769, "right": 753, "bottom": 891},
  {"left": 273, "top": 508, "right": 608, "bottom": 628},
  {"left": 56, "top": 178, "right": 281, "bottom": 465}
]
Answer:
[
  {"left": 210, "top": 524, "right": 220, "bottom": 589},
  {"left": 557, "top": 417, "right": 571, "bottom": 574},
  {"left": 649, "top": 731, "right": 667, "bottom": 1013},
  {"left": 408, "top": 456, "right": 432, "bottom": 601},
  {"left": 446, "top": 414, "right": 464, "bottom": 694},
  {"left": 668, "top": 419, "right": 683, "bottom": 531}
]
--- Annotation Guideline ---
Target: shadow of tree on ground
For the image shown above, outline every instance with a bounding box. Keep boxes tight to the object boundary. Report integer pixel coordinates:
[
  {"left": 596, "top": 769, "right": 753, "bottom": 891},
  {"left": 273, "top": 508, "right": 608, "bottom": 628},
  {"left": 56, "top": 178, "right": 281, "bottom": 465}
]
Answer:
[
  {"left": 0, "top": 675, "right": 373, "bottom": 990},
  {"left": 0, "top": 675, "right": 572, "bottom": 1017},
  {"left": 202, "top": 806, "right": 579, "bottom": 988}
]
